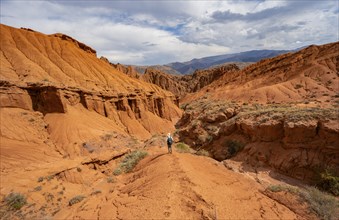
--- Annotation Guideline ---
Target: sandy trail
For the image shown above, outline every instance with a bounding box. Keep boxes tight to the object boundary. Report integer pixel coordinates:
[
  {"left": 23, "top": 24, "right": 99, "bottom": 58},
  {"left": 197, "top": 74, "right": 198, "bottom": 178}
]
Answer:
[{"left": 57, "top": 147, "right": 303, "bottom": 220}]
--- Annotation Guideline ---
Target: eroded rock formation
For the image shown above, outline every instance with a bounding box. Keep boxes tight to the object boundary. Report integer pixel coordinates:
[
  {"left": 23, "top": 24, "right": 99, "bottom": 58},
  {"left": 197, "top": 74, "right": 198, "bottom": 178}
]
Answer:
[{"left": 176, "top": 100, "right": 339, "bottom": 182}]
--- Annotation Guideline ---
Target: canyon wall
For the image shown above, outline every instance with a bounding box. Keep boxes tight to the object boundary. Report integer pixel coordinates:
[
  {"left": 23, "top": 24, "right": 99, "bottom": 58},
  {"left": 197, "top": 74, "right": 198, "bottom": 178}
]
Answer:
[{"left": 176, "top": 100, "right": 339, "bottom": 182}]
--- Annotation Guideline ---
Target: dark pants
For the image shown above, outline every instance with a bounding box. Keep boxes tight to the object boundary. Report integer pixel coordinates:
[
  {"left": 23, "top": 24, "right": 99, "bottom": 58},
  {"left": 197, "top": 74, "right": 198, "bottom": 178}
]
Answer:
[{"left": 167, "top": 144, "right": 172, "bottom": 153}]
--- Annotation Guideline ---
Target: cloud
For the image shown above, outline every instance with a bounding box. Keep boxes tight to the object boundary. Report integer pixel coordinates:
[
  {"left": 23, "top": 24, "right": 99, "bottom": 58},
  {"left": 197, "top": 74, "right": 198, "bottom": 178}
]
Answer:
[{"left": 0, "top": 0, "right": 338, "bottom": 65}]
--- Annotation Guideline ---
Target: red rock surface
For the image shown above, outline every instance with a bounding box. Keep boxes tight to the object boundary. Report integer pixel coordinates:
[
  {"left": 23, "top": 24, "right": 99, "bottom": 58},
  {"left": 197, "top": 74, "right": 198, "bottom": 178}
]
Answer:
[
  {"left": 1, "top": 24, "right": 337, "bottom": 219},
  {"left": 176, "top": 42, "right": 339, "bottom": 183}
]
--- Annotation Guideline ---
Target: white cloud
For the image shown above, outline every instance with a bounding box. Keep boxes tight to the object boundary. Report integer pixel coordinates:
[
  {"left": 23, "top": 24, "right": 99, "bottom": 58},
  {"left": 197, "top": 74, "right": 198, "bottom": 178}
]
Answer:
[{"left": 0, "top": 0, "right": 338, "bottom": 65}]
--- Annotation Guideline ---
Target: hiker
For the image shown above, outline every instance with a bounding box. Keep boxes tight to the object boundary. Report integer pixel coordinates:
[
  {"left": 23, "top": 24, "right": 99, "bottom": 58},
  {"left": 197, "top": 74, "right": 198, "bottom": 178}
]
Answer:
[{"left": 166, "top": 133, "right": 173, "bottom": 153}]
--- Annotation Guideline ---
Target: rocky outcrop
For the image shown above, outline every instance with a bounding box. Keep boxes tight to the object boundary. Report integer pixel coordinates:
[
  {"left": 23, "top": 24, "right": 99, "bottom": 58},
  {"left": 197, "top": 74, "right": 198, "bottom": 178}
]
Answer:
[
  {"left": 50, "top": 33, "right": 97, "bottom": 55},
  {"left": 111, "top": 63, "right": 141, "bottom": 79},
  {"left": 0, "top": 24, "right": 182, "bottom": 142},
  {"left": 136, "top": 64, "right": 240, "bottom": 97},
  {"left": 0, "top": 80, "right": 179, "bottom": 133},
  {"left": 176, "top": 100, "right": 339, "bottom": 182}
]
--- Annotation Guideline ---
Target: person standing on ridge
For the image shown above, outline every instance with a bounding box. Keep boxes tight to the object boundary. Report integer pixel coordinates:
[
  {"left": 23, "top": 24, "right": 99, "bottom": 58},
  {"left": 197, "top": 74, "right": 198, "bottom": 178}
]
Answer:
[{"left": 166, "top": 133, "right": 173, "bottom": 154}]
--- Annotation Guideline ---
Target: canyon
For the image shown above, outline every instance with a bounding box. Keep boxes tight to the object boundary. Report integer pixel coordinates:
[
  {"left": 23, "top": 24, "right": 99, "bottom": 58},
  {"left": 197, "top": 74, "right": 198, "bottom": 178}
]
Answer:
[{"left": 0, "top": 24, "right": 338, "bottom": 219}]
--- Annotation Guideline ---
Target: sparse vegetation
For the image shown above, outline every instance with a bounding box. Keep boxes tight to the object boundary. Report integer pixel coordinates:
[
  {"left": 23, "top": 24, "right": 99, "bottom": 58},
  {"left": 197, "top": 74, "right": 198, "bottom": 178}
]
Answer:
[
  {"left": 90, "top": 190, "right": 102, "bottom": 196},
  {"left": 267, "top": 185, "right": 338, "bottom": 220},
  {"left": 37, "top": 177, "right": 44, "bottom": 182},
  {"left": 299, "top": 187, "right": 338, "bottom": 220},
  {"left": 107, "top": 176, "right": 115, "bottom": 183},
  {"left": 101, "top": 133, "right": 113, "bottom": 141},
  {"left": 77, "top": 167, "right": 82, "bottom": 172},
  {"left": 113, "top": 167, "right": 122, "bottom": 176},
  {"left": 196, "top": 149, "right": 210, "bottom": 157},
  {"left": 175, "top": 142, "right": 192, "bottom": 153},
  {"left": 68, "top": 195, "right": 86, "bottom": 206},
  {"left": 316, "top": 168, "right": 339, "bottom": 196},
  {"left": 267, "top": 184, "right": 299, "bottom": 193},
  {"left": 225, "top": 140, "right": 245, "bottom": 157},
  {"left": 47, "top": 175, "right": 54, "bottom": 181},
  {"left": 113, "top": 150, "right": 148, "bottom": 175},
  {"left": 33, "top": 186, "right": 42, "bottom": 192},
  {"left": 4, "top": 193, "right": 27, "bottom": 210}
]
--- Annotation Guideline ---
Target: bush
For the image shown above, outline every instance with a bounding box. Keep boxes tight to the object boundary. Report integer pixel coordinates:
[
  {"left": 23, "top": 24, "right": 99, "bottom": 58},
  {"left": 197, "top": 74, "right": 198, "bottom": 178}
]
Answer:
[
  {"left": 114, "top": 150, "right": 148, "bottom": 175},
  {"left": 4, "top": 193, "right": 27, "bottom": 210},
  {"left": 33, "top": 186, "right": 42, "bottom": 192},
  {"left": 196, "top": 149, "right": 210, "bottom": 157},
  {"left": 267, "top": 185, "right": 338, "bottom": 220},
  {"left": 68, "top": 195, "right": 86, "bottom": 206},
  {"left": 316, "top": 169, "right": 339, "bottom": 196},
  {"left": 113, "top": 167, "right": 122, "bottom": 176},
  {"left": 267, "top": 185, "right": 299, "bottom": 194},
  {"left": 267, "top": 185, "right": 284, "bottom": 192},
  {"left": 107, "top": 176, "right": 115, "bottom": 183},
  {"left": 175, "top": 142, "right": 192, "bottom": 153},
  {"left": 299, "top": 187, "right": 338, "bottom": 220},
  {"left": 225, "top": 140, "right": 245, "bottom": 157}
]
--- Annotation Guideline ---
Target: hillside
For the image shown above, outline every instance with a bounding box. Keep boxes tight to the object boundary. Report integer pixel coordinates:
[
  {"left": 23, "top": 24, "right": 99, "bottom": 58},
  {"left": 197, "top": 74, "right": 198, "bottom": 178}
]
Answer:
[
  {"left": 183, "top": 42, "right": 339, "bottom": 105},
  {"left": 0, "top": 24, "right": 182, "bottom": 160},
  {"left": 177, "top": 42, "right": 339, "bottom": 184}
]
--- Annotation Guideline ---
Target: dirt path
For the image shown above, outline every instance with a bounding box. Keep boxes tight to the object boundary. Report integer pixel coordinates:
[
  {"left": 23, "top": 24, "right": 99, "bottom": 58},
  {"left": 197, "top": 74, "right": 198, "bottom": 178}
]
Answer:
[
  {"left": 5, "top": 146, "right": 306, "bottom": 219},
  {"left": 64, "top": 147, "right": 303, "bottom": 219}
]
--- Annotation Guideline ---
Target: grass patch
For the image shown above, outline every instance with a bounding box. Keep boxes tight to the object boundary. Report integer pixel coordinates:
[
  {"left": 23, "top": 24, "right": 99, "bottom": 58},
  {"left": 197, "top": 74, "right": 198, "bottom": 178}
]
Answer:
[
  {"left": 4, "top": 193, "right": 27, "bottom": 210},
  {"left": 267, "top": 185, "right": 338, "bottom": 220},
  {"left": 175, "top": 142, "right": 192, "bottom": 153},
  {"left": 299, "top": 187, "right": 338, "bottom": 220},
  {"left": 68, "top": 195, "right": 86, "bottom": 206},
  {"left": 113, "top": 150, "right": 148, "bottom": 175}
]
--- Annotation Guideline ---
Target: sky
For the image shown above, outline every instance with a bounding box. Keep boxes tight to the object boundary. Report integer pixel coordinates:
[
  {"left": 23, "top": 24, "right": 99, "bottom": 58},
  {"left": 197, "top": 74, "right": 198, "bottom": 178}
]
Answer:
[{"left": 1, "top": 0, "right": 338, "bottom": 65}]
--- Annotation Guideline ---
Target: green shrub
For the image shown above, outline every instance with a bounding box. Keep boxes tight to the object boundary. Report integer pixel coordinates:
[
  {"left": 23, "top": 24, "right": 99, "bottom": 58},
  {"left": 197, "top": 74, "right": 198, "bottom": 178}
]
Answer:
[
  {"left": 33, "top": 186, "right": 42, "bottom": 192},
  {"left": 107, "top": 176, "right": 115, "bottom": 183},
  {"left": 175, "top": 142, "right": 192, "bottom": 153},
  {"left": 4, "top": 193, "right": 27, "bottom": 210},
  {"left": 299, "top": 187, "right": 338, "bottom": 220},
  {"left": 113, "top": 167, "right": 122, "bottom": 176},
  {"left": 196, "top": 149, "right": 210, "bottom": 157},
  {"left": 316, "top": 169, "right": 339, "bottom": 196},
  {"left": 68, "top": 195, "right": 86, "bottom": 206},
  {"left": 225, "top": 140, "right": 245, "bottom": 157},
  {"left": 267, "top": 185, "right": 284, "bottom": 192},
  {"left": 114, "top": 150, "right": 148, "bottom": 175}
]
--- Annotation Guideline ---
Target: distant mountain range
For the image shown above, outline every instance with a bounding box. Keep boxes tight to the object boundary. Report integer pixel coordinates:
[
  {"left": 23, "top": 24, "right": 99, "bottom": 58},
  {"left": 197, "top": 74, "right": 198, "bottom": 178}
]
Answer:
[{"left": 135, "top": 49, "right": 300, "bottom": 75}]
